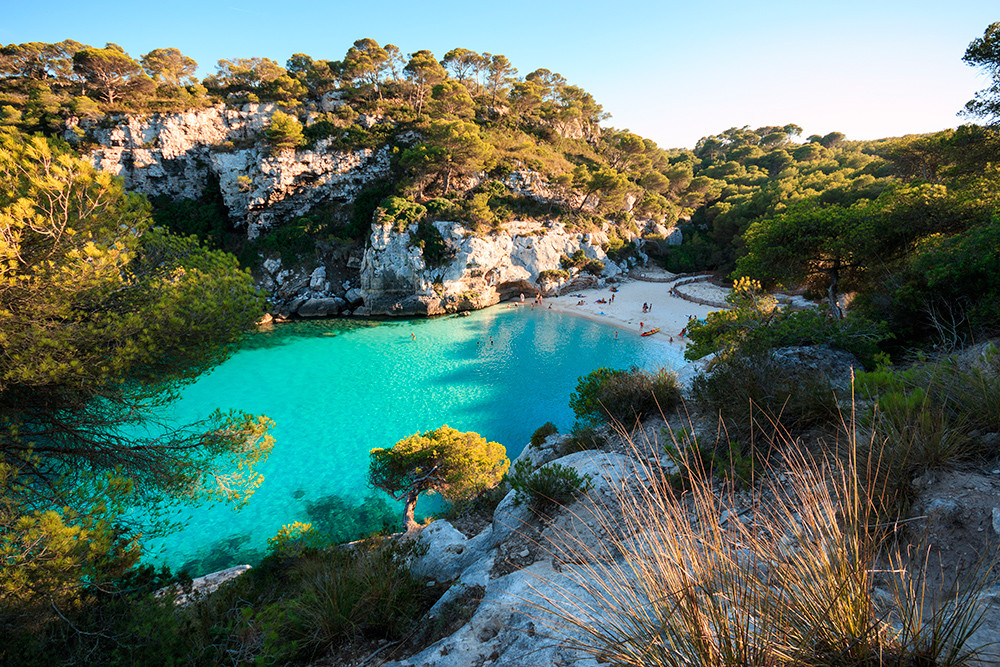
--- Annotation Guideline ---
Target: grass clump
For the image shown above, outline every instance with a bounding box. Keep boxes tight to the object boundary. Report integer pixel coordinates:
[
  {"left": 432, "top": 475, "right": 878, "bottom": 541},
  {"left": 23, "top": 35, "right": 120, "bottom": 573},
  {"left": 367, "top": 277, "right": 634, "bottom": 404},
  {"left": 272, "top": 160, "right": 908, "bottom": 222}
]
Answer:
[
  {"left": 506, "top": 458, "right": 592, "bottom": 509},
  {"left": 530, "top": 425, "right": 992, "bottom": 667}
]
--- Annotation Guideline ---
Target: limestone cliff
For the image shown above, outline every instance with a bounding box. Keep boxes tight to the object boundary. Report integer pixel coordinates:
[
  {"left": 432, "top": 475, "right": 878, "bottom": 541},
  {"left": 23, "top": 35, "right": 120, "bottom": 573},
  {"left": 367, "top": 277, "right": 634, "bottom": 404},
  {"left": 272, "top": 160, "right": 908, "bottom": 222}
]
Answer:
[
  {"left": 78, "top": 106, "right": 680, "bottom": 318},
  {"left": 360, "top": 219, "right": 625, "bottom": 316},
  {"left": 74, "top": 103, "right": 391, "bottom": 239}
]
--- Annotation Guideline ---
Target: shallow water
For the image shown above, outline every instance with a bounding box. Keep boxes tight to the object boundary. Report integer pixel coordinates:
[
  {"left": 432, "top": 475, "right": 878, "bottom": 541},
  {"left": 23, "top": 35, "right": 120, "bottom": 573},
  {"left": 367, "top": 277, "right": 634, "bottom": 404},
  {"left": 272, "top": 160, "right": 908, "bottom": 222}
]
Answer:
[{"left": 141, "top": 306, "right": 682, "bottom": 572}]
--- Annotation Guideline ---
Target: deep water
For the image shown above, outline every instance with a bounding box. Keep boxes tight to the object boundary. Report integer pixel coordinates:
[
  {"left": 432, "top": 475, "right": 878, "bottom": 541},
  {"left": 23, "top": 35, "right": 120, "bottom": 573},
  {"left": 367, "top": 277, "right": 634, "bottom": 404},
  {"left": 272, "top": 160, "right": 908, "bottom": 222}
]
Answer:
[{"left": 142, "top": 306, "right": 682, "bottom": 574}]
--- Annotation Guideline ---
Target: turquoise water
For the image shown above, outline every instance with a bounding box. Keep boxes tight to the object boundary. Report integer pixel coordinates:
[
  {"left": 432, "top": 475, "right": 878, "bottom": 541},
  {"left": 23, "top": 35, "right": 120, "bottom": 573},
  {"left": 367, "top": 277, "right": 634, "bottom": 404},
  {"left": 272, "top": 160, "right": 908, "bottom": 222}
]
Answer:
[{"left": 142, "top": 306, "right": 682, "bottom": 572}]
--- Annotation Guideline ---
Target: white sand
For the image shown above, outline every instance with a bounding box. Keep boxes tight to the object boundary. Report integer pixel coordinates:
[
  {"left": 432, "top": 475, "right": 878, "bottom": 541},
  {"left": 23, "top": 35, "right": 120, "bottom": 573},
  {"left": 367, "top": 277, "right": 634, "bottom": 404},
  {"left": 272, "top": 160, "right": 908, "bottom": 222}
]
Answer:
[{"left": 508, "top": 277, "right": 728, "bottom": 356}]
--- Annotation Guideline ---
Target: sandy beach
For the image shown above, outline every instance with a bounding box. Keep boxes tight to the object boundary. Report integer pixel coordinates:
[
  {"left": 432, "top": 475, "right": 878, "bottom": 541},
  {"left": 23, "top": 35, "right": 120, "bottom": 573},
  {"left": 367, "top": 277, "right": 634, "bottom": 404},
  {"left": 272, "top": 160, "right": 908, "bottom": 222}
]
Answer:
[{"left": 505, "top": 270, "right": 731, "bottom": 358}]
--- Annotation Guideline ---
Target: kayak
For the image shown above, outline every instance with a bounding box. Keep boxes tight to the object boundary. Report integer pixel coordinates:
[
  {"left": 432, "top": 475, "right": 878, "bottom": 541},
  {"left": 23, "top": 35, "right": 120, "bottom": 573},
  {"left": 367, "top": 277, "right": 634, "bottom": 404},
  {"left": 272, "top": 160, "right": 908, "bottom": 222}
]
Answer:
[{"left": 640, "top": 327, "right": 660, "bottom": 337}]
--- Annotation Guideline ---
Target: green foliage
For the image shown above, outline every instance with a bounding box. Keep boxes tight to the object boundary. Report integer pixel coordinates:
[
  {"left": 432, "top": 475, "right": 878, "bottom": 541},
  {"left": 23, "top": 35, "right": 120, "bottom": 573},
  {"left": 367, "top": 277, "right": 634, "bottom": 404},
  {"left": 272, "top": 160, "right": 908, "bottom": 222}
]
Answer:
[
  {"left": 368, "top": 425, "right": 509, "bottom": 531},
  {"left": 530, "top": 422, "right": 559, "bottom": 446},
  {"left": 566, "top": 423, "right": 607, "bottom": 452},
  {"left": 413, "top": 219, "right": 451, "bottom": 267},
  {"left": 401, "top": 119, "right": 494, "bottom": 195},
  {"left": 72, "top": 46, "right": 146, "bottom": 105},
  {"left": 856, "top": 348, "right": 1000, "bottom": 514},
  {"left": 0, "top": 129, "right": 273, "bottom": 646},
  {"left": 691, "top": 350, "right": 844, "bottom": 439},
  {"left": 538, "top": 268, "right": 570, "bottom": 281},
  {"left": 376, "top": 195, "right": 427, "bottom": 231},
  {"left": 11, "top": 535, "right": 432, "bottom": 665},
  {"left": 867, "top": 218, "right": 1000, "bottom": 346},
  {"left": 247, "top": 217, "right": 318, "bottom": 265},
  {"left": 661, "top": 430, "right": 756, "bottom": 490},
  {"left": 560, "top": 249, "right": 605, "bottom": 275},
  {"left": 962, "top": 21, "right": 1000, "bottom": 124},
  {"left": 506, "top": 458, "right": 592, "bottom": 508},
  {"left": 150, "top": 174, "right": 230, "bottom": 248},
  {"left": 685, "top": 277, "right": 888, "bottom": 367},
  {"left": 569, "top": 367, "right": 681, "bottom": 426},
  {"left": 265, "top": 109, "right": 305, "bottom": 151}
]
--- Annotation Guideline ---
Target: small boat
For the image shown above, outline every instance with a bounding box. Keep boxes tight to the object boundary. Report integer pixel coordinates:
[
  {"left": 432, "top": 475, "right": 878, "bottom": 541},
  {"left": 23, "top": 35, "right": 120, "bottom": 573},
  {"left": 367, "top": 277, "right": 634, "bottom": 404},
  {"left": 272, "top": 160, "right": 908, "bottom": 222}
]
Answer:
[{"left": 641, "top": 327, "right": 660, "bottom": 337}]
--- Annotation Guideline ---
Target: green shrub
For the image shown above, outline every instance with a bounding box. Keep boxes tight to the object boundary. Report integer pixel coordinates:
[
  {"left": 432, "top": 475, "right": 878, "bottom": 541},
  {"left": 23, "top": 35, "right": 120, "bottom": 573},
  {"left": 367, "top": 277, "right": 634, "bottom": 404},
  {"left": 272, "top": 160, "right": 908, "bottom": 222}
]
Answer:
[
  {"left": 413, "top": 219, "right": 451, "bottom": 267},
  {"left": 506, "top": 458, "right": 592, "bottom": 508},
  {"left": 661, "top": 430, "right": 756, "bottom": 490},
  {"left": 856, "top": 347, "right": 1000, "bottom": 515},
  {"left": 560, "top": 249, "right": 604, "bottom": 275},
  {"left": 376, "top": 195, "right": 426, "bottom": 231},
  {"left": 691, "top": 350, "right": 843, "bottom": 439},
  {"left": 265, "top": 110, "right": 305, "bottom": 152},
  {"left": 538, "top": 269, "right": 570, "bottom": 281},
  {"left": 565, "top": 424, "right": 607, "bottom": 452},
  {"left": 685, "top": 277, "right": 888, "bottom": 367},
  {"left": 570, "top": 366, "right": 681, "bottom": 426},
  {"left": 530, "top": 422, "right": 559, "bottom": 446}
]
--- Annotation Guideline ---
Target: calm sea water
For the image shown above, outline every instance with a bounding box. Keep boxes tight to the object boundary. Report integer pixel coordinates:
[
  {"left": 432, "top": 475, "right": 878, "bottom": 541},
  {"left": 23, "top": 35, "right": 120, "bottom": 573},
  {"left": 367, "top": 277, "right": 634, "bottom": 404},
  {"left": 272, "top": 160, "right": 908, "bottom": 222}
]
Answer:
[{"left": 141, "top": 305, "right": 682, "bottom": 572}]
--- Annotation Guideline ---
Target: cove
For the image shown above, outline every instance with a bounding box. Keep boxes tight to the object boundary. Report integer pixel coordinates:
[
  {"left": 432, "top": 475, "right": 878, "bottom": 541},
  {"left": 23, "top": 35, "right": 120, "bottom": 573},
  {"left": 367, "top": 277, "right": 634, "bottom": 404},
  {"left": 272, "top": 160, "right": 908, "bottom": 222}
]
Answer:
[{"left": 142, "top": 305, "right": 683, "bottom": 574}]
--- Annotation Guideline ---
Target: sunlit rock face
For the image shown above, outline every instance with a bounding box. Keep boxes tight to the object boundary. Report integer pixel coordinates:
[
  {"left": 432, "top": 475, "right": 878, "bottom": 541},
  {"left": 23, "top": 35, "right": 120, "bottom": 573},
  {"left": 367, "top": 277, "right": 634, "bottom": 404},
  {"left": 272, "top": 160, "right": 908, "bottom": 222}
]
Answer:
[
  {"left": 359, "top": 219, "right": 623, "bottom": 316},
  {"left": 77, "top": 104, "right": 391, "bottom": 239}
]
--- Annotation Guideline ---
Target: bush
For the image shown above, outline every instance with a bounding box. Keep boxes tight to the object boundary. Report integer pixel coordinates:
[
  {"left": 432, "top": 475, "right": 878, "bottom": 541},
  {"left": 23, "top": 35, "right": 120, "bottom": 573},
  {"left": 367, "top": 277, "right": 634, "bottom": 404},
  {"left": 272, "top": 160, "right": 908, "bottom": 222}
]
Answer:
[
  {"left": 565, "top": 424, "right": 607, "bottom": 452},
  {"left": 856, "top": 346, "right": 1000, "bottom": 515},
  {"left": 265, "top": 110, "right": 304, "bottom": 152},
  {"left": 376, "top": 195, "right": 426, "bottom": 231},
  {"left": 661, "top": 428, "right": 756, "bottom": 490},
  {"left": 691, "top": 350, "right": 844, "bottom": 439},
  {"left": 530, "top": 422, "right": 559, "bottom": 446},
  {"left": 506, "top": 458, "right": 592, "bottom": 509},
  {"left": 685, "top": 277, "right": 888, "bottom": 367},
  {"left": 560, "top": 249, "right": 604, "bottom": 275},
  {"left": 537, "top": 269, "right": 570, "bottom": 281},
  {"left": 413, "top": 219, "right": 451, "bottom": 267},
  {"left": 570, "top": 367, "right": 681, "bottom": 426}
]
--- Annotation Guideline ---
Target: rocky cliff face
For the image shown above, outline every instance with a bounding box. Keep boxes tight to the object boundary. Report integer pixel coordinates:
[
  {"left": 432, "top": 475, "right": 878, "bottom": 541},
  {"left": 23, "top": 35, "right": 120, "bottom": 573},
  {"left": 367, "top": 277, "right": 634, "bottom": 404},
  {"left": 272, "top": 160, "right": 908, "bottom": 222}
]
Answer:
[
  {"left": 75, "top": 104, "right": 391, "bottom": 239},
  {"left": 360, "top": 219, "right": 625, "bottom": 316},
  {"left": 79, "top": 106, "right": 678, "bottom": 318}
]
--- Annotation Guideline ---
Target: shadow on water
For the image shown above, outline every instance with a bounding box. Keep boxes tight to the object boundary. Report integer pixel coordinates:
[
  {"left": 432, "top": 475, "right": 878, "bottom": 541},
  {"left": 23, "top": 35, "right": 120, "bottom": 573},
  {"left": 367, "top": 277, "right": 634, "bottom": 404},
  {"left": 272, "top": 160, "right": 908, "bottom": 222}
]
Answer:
[
  {"left": 241, "top": 318, "right": 392, "bottom": 350},
  {"left": 176, "top": 491, "right": 400, "bottom": 577}
]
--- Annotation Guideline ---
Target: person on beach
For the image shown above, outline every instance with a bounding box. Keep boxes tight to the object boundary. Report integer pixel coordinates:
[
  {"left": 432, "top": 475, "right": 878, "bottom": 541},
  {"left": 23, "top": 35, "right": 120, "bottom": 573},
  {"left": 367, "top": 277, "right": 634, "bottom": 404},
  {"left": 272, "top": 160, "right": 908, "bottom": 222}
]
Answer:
[
  {"left": 610, "top": 293, "right": 615, "bottom": 303},
  {"left": 648, "top": 303, "right": 652, "bottom": 312},
  {"left": 642, "top": 302, "right": 648, "bottom": 312},
  {"left": 640, "top": 321, "right": 644, "bottom": 330}
]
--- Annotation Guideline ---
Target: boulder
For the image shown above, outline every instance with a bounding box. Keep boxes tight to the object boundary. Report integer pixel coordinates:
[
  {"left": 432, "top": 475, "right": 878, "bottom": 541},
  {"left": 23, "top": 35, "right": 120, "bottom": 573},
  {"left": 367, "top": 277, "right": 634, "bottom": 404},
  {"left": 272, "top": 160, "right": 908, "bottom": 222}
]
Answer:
[
  {"left": 308, "top": 265, "right": 326, "bottom": 291},
  {"left": 344, "top": 287, "right": 364, "bottom": 307},
  {"left": 295, "top": 297, "right": 343, "bottom": 317}
]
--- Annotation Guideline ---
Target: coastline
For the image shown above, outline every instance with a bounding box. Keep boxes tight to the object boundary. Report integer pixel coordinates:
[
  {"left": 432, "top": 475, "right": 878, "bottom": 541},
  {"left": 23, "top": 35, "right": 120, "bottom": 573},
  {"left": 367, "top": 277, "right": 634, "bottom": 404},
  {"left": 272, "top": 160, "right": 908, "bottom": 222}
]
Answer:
[{"left": 501, "top": 275, "right": 728, "bottom": 366}]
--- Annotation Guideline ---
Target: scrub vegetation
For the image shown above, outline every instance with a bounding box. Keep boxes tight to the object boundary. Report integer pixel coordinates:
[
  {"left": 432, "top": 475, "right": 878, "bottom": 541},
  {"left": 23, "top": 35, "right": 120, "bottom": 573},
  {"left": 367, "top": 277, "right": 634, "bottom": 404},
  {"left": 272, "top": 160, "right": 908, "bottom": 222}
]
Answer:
[{"left": 3, "top": 20, "right": 1000, "bottom": 666}]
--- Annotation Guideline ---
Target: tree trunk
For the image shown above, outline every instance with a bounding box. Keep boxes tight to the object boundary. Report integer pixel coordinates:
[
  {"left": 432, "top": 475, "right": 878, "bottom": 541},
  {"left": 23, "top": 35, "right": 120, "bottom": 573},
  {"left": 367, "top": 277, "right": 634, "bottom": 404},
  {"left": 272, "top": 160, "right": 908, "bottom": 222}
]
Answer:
[
  {"left": 823, "top": 260, "right": 843, "bottom": 319},
  {"left": 403, "top": 489, "right": 420, "bottom": 533}
]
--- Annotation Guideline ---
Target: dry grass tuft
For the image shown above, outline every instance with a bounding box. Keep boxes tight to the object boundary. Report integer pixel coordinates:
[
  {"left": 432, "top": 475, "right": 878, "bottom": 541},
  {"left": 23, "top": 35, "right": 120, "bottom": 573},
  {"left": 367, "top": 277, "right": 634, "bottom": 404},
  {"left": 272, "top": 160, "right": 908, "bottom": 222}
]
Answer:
[{"left": 524, "top": 419, "right": 992, "bottom": 666}]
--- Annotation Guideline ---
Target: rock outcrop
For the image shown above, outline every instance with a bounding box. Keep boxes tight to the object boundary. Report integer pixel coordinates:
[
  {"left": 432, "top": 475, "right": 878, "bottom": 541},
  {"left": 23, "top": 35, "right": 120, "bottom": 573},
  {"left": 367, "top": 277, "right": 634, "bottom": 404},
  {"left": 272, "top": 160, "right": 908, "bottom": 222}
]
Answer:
[
  {"left": 360, "top": 219, "right": 625, "bottom": 316},
  {"left": 76, "top": 104, "right": 391, "bottom": 239},
  {"left": 79, "top": 108, "right": 682, "bottom": 318}
]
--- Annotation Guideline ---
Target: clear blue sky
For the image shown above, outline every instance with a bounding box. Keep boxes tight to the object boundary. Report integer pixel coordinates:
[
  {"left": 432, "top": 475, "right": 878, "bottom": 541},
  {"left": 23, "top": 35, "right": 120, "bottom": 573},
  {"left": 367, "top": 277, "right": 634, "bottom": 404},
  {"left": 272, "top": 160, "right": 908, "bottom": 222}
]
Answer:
[{"left": 3, "top": 0, "right": 997, "bottom": 148}]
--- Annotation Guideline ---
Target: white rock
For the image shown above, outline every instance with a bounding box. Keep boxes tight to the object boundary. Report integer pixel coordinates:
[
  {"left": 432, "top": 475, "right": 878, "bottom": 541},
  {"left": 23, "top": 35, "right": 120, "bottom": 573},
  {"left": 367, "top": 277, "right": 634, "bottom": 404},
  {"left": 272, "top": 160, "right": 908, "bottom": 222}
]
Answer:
[{"left": 308, "top": 266, "right": 326, "bottom": 291}]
